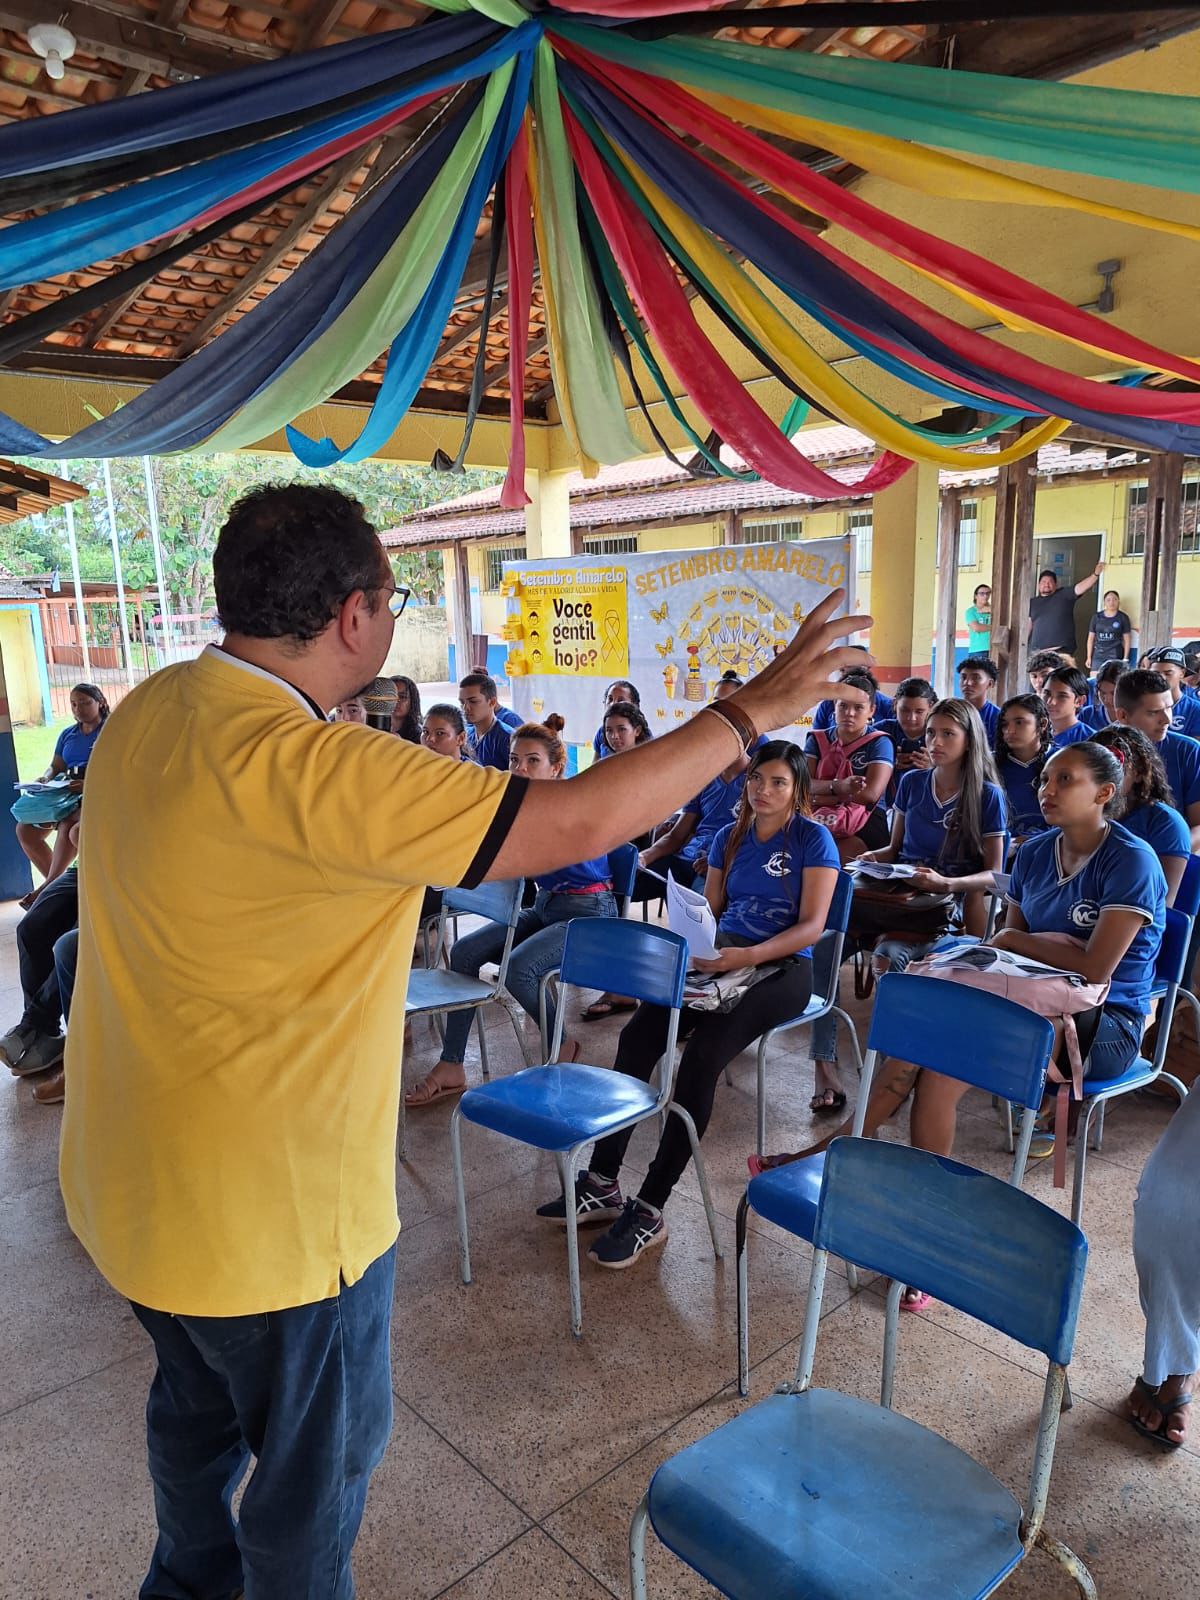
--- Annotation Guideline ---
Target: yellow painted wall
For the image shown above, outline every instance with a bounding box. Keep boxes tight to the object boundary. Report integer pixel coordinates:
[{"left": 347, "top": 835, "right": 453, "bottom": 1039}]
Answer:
[
  {"left": 0, "top": 609, "right": 44, "bottom": 726},
  {"left": 638, "top": 521, "right": 720, "bottom": 552}
]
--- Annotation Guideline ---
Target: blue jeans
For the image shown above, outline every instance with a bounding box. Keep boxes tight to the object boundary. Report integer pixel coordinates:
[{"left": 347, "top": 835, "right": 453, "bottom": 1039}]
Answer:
[
  {"left": 130, "top": 1244, "right": 396, "bottom": 1600},
  {"left": 440, "top": 889, "right": 617, "bottom": 1063}
]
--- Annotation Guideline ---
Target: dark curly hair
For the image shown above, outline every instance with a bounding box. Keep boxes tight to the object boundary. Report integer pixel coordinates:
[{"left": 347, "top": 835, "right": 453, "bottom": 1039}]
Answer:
[
  {"left": 213, "top": 485, "right": 386, "bottom": 643},
  {"left": 1091, "top": 723, "right": 1173, "bottom": 812}
]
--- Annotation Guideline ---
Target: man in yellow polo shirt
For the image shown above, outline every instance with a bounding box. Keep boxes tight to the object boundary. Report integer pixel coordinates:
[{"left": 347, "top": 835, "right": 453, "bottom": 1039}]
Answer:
[{"left": 61, "top": 483, "right": 865, "bottom": 1600}]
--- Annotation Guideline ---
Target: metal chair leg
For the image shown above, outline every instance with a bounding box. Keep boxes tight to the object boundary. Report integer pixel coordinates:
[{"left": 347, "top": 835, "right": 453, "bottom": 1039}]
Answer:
[
  {"left": 476, "top": 1008, "right": 491, "bottom": 1080},
  {"left": 1071, "top": 1102, "right": 1097, "bottom": 1230},
  {"left": 1035, "top": 1529, "right": 1098, "bottom": 1598},
  {"left": 450, "top": 1107, "right": 472, "bottom": 1287},
  {"left": 1093, "top": 1101, "right": 1106, "bottom": 1152},
  {"left": 397, "top": 1079, "right": 407, "bottom": 1164},
  {"left": 736, "top": 1191, "right": 751, "bottom": 1396},
  {"left": 755, "top": 1033, "right": 770, "bottom": 1158},
  {"left": 558, "top": 1148, "right": 584, "bottom": 1338},
  {"left": 1003, "top": 1098, "right": 1016, "bottom": 1156},
  {"left": 671, "top": 1104, "right": 723, "bottom": 1259},
  {"left": 629, "top": 1492, "right": 651, "bottom": 1600}
]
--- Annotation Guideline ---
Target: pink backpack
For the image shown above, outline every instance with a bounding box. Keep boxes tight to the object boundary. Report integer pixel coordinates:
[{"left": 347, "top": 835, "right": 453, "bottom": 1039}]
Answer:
[{"left": 810, "top": 728, "right": 888, "bottom": 838}]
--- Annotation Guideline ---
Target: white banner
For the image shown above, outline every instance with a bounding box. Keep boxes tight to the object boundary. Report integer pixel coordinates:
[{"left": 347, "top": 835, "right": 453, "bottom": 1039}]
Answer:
[{"left": 503, "top": 536, "right": 854, "bottom": 751}]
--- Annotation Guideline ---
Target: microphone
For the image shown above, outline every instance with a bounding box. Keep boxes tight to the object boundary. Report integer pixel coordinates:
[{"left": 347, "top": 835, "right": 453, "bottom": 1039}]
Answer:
[{"left": 361, "top": 677, "right": 399, "bottom": 732}]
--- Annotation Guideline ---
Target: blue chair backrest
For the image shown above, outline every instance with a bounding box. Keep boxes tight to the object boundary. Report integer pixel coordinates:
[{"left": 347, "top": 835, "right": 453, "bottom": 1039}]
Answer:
[
  {"left": 1174, "top": 852, "right": 1200, "bottom": 923},
  {"left": 442, "top": 878, "right": 524, "bottom": 928},
  {"left": 559, "top": 919, "right": 688, "bottom": 1010},
  {"left": 608, "top": 843, "right": 639, "bottom": 905},
  {"left": 826, "top": 869, "right": 853, "bottom": 936},
  {"left": 816, "top": 1139, "right": 1087, "bottom": 1366},
  {"left": 1156, "top": 905, "right": 1190, "bottom": 988},
  {"left": 867, "top": 973, "right": 1054, "bottom": 1110}
]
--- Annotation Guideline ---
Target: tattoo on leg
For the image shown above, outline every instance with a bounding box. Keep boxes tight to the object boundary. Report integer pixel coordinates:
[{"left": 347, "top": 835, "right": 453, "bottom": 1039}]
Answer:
[{"left": 881, "top": 1061, "right": 920, "bottom": 1105}]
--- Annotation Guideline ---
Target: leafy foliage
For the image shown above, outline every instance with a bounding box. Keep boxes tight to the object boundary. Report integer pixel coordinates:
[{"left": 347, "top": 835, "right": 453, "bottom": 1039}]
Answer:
[{"left": 4, "top": 454, "right": 500, "bottom": 613}]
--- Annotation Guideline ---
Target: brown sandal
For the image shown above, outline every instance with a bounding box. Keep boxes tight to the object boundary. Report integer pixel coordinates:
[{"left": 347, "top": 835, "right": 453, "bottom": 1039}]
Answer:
[{"left": 403, "top": 1070, "right": 467, "bottom": 1108}]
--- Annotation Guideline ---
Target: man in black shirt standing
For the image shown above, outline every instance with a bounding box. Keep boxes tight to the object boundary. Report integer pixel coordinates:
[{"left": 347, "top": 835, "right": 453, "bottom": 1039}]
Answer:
[
  {"left": 1027, "top": 562, "right": 1104, "bottom": 658},
  {"left": 1086, "top": 589, "right": 1132, "bottom": 671}
]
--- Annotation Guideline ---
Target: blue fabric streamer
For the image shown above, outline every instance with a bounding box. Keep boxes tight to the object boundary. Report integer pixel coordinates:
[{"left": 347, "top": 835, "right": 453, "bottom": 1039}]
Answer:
[{"left": 287, "top": 48, "right": 535, "bottom": 467}]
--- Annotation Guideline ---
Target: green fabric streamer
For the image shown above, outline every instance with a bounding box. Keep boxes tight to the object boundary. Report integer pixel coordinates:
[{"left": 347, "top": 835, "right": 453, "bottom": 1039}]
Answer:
[
  {"left": 202, "top": 68, "right": 517, "bottom": 453},
  {"left": 552, "top": 21, "right": 1200, "bottom": 195},
  {"left": 531, "top": 40, "right": 643, "bottom": 465},
  {"left": 419, "top": 0, "right": 530, "bottom": 28}
]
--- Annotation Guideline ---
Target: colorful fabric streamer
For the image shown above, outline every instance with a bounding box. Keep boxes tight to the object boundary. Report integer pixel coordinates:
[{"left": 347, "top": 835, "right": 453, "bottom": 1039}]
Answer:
[{"left": 4, "top": 3, "right": 1200, "bottom": 501}]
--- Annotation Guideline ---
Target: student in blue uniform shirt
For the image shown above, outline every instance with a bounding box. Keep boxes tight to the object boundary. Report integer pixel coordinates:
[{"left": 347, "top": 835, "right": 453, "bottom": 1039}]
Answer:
[
  {"left": 638, "top": 737, "right": 751, "bottom": 885},
  {"left": 597, "top": 700, "right": 652, "bottom": 760},
  {"left": 405, "top": 716, "right": 617, "bottom": 1106},
  {"left": 994, "top": 693, "right": 1054, "bottom": 847},
  {"left": 759, "top": 744, "right": 1166, "bottom": 1248},
  {"left": 957, "top": 654, "right": 1001, "bottom": 745},
  {"left": 874, "top": 677, "right": 935, "bottom": 805},
  {"left": 1145, "top": 647, "right": 1200, "bottom": 740},
  {"left": 591, "top": 680, "right": 640, "bottom": 760},
  {"left": 1043, "top": 665, "right": 1093, "bottom": 749},
  {"left": 1093, "top": 724, "right": 1192, "bottom": 906},
  {"left": 803, "top": 668, "right": 894, "bottom": 860},
  {"left": 1113, "top": 668, "right": 1200, "bottom": 849},
  {"left": 1081, "top": 660, "right": 1121, "bottom": 730},
  {"left": 458, "top": 672, "right": 513, "bottom": 770},
  {"left": 538, "top": 741, "right": 839, "bottom": 1267},
  {"left": 811, "top": 649, "right": 893, "bottom": 731}
]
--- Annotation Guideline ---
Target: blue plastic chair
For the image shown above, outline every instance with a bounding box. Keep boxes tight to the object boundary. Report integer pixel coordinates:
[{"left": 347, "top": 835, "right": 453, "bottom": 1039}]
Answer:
[
  {"left": 450, "top": 919, "right": 723, "bottom": 1337},
  {"left": 737, "top": 974, "right": 1054, "bottom": 1392},
  {"left": 608, "top": 843, "right": 640, "bottom": 915},
  {"left": 635, "top": 1139, "right": 1095, "bottom": 1600},
  {"left": 402, "top": 879, "right": 529, "bottom": 1159},
  {"left": 735, "top": 870, "right": 864, "bottom": 1156}
]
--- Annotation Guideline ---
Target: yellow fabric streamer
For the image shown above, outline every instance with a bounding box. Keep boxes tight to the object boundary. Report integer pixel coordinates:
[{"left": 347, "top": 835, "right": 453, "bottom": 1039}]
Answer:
[
  {"left": 701, "top": 90, "right": 1200, "bottom": 247},
  {"left": 616, "top": 148, "right": 1069, "bottom": 469}
]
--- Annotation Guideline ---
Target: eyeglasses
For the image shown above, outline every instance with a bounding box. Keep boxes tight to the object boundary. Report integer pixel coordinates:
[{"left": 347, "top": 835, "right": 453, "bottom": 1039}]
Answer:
[{"left": 372, "top": 583, "right": 410, "bottom": 619}]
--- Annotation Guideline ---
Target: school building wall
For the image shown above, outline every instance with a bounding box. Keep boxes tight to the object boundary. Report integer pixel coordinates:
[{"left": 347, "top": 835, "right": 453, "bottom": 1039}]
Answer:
[{"left": 0, "top": 607, "right": 49, "bottom": 726}]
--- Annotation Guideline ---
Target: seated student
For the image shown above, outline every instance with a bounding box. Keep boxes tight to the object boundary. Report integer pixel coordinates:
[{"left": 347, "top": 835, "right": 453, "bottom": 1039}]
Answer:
[
  {"left": 874, "top": 677, "right": 935, "bottom": 803},
  {"left": 1092, "top": 724, "right": 1191, "bottom": 906},
  {"left": 714, "top": 670, "right": 743, "bottom": 702},
  {"left": 592, "top": 680, "right": 640, "bottom": 760},
  {"left": 1113, "top": 668, "right": 1200, "bottom": 849},
  {"left": 758, "top": 745, "right": 1166, "bottom": 1256},
  {"left": 1027, "top": 649, "right": 1066, "bottom": 697},
  {"left": 415, "top": 705, "right": 471, "bottom": 934},
  {"left": 29, "top": 926, "right": 76, "bottom": 1105},
  {"left": 0, "top": 865, "right": 79, "bottom": 1083},
  {"left": 1081, "top": 659, "right": 1122, "bottom": 730},
  {"left": 638, "top": 731, "right": 752, "bottom": 886},
  {"left": 1144, "top": 646, "right": 1200, "bottom": 740},
  {"left": 597, "top": 700, "right": 652, "bottom": 759},
  {"left": 1184, "top": 645, "right": 1200, "bottom": 695},
  {"left": 537, "top": 740, "right": 838, "bottom": 1266},
  {"left": 994, "top": 693, "right": 1054, "bottom": 847},
  {"left": 389, "top": 675, "right": 422, "bottom": 742},
  {"left": 957, "top": 654, "right": 1001, "bottom": 744},
  {"left": 465, "top": 664, "right": 523, "bottom": 733},
  {"left": 1043, "top": 665, "right": 1093, "bottom": 748},
  {"left": 860, "top": 698, "right": 1006, "bottom": 965},
  {"left": 458, "top": 672, "right": 512, "bottom": 770},
  {"left": 804, "top": 668, "right": 894, "bottom": 862},
  {"left": 336, "top": 695, "right": 367, "bottom": 723},
  {"left": 812, "top": 645, "right": 893, "bottom": 731},
  {"left": 405, "top": 716, "right": 618, "bottom": 1106},
  {"left": 14, "top": 682, "right": 107, "bottom": 906}
]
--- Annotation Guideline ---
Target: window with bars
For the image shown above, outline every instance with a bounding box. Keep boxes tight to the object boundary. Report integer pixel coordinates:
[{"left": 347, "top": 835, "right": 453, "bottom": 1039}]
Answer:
[
  {"left": 1125, "top": 480, "right": 1200, "bottom": 557},
  {"left": 957, "top": 499, "right": 980, "bottom": 568},
  {"left": 741, "top": 516, "right": 804, "bottom": 545},
  {"left": 848, "top": 509, "right": 873, "bottom": 574},
  {"left": 483, "top": 544, "right": 526, "bottom": 592},
  {"left": 582, "top": 534, "right": 639, "bottom": 556}
]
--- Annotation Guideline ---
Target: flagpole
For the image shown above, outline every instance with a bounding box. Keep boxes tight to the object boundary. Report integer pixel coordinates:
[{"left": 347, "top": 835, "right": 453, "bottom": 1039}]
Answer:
[
  {"left": 59, "top": 459, "right": 91, "bottom": 679},
  {"left": 142, "top": 456, "right": 173, "bottom": 666},
  {"left": 101, "top": 458, "right": 135, "bottom": 682}
]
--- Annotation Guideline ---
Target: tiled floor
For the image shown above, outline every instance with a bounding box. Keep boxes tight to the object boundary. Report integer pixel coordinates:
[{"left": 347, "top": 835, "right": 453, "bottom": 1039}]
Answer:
[{"left": 2, "top": 899, "right": 1197, "bottom": 1599}]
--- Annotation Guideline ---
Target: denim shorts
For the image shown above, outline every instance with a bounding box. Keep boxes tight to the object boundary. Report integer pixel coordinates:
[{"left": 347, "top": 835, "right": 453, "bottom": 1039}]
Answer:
[{"left": 1083, "top": 1005, "right": 1142, "bottom": 1083}]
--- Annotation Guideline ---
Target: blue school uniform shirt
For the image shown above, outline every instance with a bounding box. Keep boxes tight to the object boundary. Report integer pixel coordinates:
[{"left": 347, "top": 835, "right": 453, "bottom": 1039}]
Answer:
[
  {"left": 967, "top": 699, "right": 1001, "bottom": 744},
  {"left": 802, "top": 728, "right": 894, "bottom": 822},
  {"left": 496, "top": 705, "right": 524, "bottom": 733},
  {"left": 1155, "top": 731, "right": 1200, "bottom": 815},
  {"left": 996, "top": 754, "right": 1049, "bottom": 840},
  {"left": 681, "top": 770, "right": 747, "bottom": 861},
  {"left": 1080, "top": 701, "right": 1110, "bottom": 731},
  {"left": 874, "top": 717, "right": 926, "bottom": 803},
  {"left": 1120, "top": 799, "right": 1192, "bottom": 866},
  {"left": 812, "top": 690, "right": 894, "bottom": 732},
  {"left": 1051, "top": 721, "right": 1094, "bottom": 750},
  {"left": 1170, "top": 695, "right": 1200, "bottom": 740},
  {"left": 893, "top": 768, "right": 1007, "bottom": 876},
  {"left": 468, "top": 718, "right": 512, "bottom": 772},
  {"left": 708, "top": 815, "right": 839, "bottom": 948},
  {"left": 53, "top": 721, "right": 103, "bottom": 771},
  {"left": 538, "top": 855, "right": 613, "bottom": 894},
  {"left": 1006, "top": 822, "right": 1165, "bottom": 1017}
]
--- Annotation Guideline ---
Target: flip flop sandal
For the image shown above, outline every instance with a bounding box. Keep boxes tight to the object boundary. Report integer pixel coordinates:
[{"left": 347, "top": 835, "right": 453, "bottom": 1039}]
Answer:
[
  {"left": 900, "top": 1288, "right": 932, "bottom": 1313},
  {"left": 1129, "top": 1376, "right": 1194, "bottom": 1451},
  {"left": 580, "top": 998, "right": 637, "bottom": 1021},
  {"left": 403, "top": 1073, "right": 467, "bottom": 1108},
  {"left": 810, "top": 1090, "right": 847, "bottom": 1115}
]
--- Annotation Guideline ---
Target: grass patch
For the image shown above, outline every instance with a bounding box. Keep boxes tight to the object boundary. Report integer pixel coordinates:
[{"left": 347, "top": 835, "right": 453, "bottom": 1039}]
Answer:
[{"left": 13, "top": 722, "right": 69, "bottom": 783}]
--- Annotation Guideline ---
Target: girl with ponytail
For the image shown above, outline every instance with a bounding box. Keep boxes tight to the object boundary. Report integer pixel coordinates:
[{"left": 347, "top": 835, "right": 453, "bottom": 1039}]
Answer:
[{"left": 537, "top": 741, "right": 839, "bottom": 1269}]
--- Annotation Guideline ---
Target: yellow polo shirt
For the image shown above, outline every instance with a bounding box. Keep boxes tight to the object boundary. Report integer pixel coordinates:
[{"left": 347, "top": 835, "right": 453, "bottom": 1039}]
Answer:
[{"left": 60, "top": 647, "right": 523, "bottom": 1316}]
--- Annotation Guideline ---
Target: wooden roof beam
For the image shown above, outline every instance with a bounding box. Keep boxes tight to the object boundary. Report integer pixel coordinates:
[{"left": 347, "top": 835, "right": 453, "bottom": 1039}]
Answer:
[{"left": 0, "top": 1, "right": 276, "bottom": 79}]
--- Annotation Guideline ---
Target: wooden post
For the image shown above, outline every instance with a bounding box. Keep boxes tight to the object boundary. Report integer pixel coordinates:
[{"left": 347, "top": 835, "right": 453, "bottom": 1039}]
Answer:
[
  {"left": 722, "top": 510, "right": 740, "bottom": 546},
  {"left": 1011, "top": 462, "right": 1038, "bottom": 692},
  {"left": 1140, "top": 452, "right": 1183, "bottom": 653},
  {"left": 934, "top": 488, "right": 961, "bottom": 699},
  {"left": 989, "top": 462, "right": 1019, "bottom": 699}
]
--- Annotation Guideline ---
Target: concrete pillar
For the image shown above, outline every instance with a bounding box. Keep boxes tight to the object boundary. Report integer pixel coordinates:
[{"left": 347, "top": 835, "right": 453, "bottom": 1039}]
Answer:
[
  {"left": 442, "top": 542, "right": 472, "bottom": 683},
  {"left": 989, "top": 461, "right": 1019, "bottom": 700},
  {"left": 933, "top": 488, "right": 961, "bottom": 699},
  {"left": 0, "top": 635, "right": 33, "bottom": 899},
  {"left": 523, "top": 468, "right": 573, "bottom": 559},
  {"left": 868, "top": 462, "right": 940, "bottom": 692}
]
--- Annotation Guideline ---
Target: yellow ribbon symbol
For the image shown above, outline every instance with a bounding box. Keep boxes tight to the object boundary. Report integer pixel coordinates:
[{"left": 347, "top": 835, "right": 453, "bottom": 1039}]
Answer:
[{"left": 601, "top": 609, "right": 623, "bottom": 664}]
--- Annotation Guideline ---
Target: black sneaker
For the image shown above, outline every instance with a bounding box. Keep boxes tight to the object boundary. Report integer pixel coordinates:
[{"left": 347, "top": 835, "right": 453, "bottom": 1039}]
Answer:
[
  {"left": 536, "top": 1170, "right": 624, "bottom": 1227},
  {"left": 587, "top": 1199, "right": 667, "bottom": 1270}
]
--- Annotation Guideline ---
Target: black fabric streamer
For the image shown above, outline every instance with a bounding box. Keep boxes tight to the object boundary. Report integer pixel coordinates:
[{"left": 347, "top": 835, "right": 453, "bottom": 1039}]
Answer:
[{"left": 444, "top": 180, "right": 509, "bottom": 470}]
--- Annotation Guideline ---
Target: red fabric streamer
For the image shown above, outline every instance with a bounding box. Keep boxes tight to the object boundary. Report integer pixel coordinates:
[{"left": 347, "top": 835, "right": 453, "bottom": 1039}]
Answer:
[
  {"left": 501, "top": 119, "right": 534, "bottom": 510},
  {"left": 562, "top": 102, "right": 914, "bottom": 498}
]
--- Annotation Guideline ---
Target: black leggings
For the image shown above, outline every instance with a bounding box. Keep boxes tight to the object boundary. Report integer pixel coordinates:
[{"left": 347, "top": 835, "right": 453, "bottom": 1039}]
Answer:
[{"left": 590, "top": 958, "right": 814, "bottom": 1209}]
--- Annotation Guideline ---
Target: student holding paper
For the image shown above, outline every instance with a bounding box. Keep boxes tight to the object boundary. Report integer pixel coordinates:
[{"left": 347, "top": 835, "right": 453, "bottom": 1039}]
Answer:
[{"left": 536, "top": 742, "right": 838, "bottom": 1268}]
